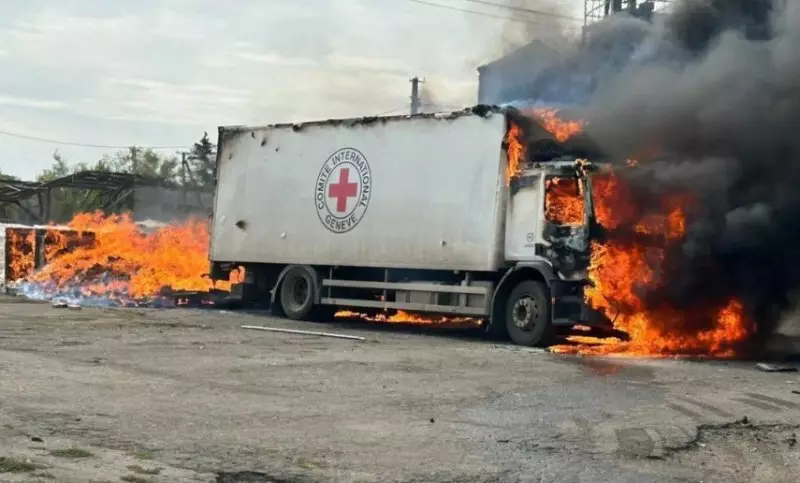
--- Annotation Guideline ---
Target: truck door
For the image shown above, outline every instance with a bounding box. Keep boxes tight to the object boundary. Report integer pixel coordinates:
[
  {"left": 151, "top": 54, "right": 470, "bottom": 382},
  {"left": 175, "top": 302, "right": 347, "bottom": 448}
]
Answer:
[
  {"left": 542, "top": 175, "right": 590, "bottom": 276},
  {"left": 504, "top": 174, "right": 544, "bottom": 261}
]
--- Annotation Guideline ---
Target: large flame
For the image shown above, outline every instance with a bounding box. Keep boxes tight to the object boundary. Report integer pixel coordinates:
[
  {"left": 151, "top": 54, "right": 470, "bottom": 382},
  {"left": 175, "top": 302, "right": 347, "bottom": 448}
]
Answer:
[
  {"left": 504, "top": 109, "right": 584, "bottom": 183},
  {"left": 7, "top": 229, "right": 36, "bottom": 282},
  {"left": 528, "top": 108, "right": 584, "bottom": 142},
  {"left": 554, "top": 170, "right": 754, "bottom": 358},
  {"left": 505, "top": 121, "right": 525, "bottom": 182},
  {"left": 24, "top": 212, "right": 239, "bottom": 303},
  {"left": 545, "top": 177, "right": 584, "bottom": 225}
]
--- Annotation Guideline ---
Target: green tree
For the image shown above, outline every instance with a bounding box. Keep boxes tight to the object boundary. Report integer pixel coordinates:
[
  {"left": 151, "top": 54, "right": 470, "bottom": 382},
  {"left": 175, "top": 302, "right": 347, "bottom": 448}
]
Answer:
[
  {"left": 97, "top": 147, "right": 179, "bottom": 183},
  {"left": 187, "top": 132, "right": 216, "bottom": 189},
  {"left": 0, "top": 170, "right": 18, "bottom": 181},
  {"left": 37, "top": 150, "right": 71, "bottom": 182}
]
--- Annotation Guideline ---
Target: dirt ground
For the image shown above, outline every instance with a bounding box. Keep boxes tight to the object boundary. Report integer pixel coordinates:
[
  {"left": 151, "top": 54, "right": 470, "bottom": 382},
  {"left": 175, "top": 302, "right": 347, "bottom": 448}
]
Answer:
[{"left": 0, "top": 295, "right": 799, "bottom": 483}]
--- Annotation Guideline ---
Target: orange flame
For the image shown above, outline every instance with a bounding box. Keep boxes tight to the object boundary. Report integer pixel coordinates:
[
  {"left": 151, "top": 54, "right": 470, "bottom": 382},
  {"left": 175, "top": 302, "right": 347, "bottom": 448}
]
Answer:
[
  {"left": 505, "top": 122, "right": 525, "bottom": 182},
  {"left": 553, "top": 170, "right": 754, "bottom": 358},
  {"left": 545, "top": 177, "right": 584, "bottom": 225},
  {"left": 528, "top": 108, "right": 584, "bottom": 142},
  {"left": 335, "top": 310, "right": 481, "bottom": 328},
  {"left": 7, "top": 229, "right": 36, "bottom": 281},
  {"left": 27, "top": 212, "right": 236, "bottom": 300}
]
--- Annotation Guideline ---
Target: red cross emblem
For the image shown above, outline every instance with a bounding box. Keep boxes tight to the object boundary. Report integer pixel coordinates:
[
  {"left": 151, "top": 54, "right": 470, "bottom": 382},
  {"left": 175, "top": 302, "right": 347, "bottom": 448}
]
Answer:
[
  {"left": 328, "top": 168, "right": 358, "bottom": 213},
  {"left": 315, "top": 148, "right": 372, "bottom": 234}
]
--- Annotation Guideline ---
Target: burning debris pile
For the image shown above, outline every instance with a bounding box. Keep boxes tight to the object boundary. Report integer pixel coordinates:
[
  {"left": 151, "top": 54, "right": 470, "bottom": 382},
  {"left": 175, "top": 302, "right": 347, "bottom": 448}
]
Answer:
[
  {"left": 7, "top": 229, "right": 35, "bottom": 282},
  {"left": 14, "top": 212, "right": 240, "bottom": 307}
]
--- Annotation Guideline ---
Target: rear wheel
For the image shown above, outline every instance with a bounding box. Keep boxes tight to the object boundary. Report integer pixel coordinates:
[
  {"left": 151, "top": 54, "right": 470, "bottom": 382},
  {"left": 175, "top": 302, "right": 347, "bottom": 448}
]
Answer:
[
  {"left": 279, "top": 267, "right": 316, "bottom": 320},
  {"left": 505, "top": 280, "right": 553, "bottom": 347}
]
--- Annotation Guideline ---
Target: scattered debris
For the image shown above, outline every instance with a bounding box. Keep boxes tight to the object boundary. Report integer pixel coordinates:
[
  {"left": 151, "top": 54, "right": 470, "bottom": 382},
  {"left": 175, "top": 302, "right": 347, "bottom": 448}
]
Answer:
[
  {"left": 51, "top": 301, "right": 68, "bottom": 309},
  {"left": 756, "top": 362, "right": 798, "bottom": 373},
  {"left": 241, "top": 325, "right": 365, "bottom": 341},
  {"left": 67, "top": 304, "right": 82, "bottom": 310}
]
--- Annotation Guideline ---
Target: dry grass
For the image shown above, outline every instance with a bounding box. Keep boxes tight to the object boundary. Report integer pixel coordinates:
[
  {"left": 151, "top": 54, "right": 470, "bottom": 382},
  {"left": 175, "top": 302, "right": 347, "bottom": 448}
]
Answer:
[
  {"left": 49, "top": 448, "right": 94, "bottom": 459},
  {"left": 126, "top": 464, "right": 162, "bottom": 475},
  {"left": 0, "top": 456, "right": 42, "bottom": 472}
]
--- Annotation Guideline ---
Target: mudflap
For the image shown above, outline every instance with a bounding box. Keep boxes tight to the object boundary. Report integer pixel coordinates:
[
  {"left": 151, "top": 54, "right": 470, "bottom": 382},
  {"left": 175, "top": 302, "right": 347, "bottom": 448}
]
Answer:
[
  {"left": 549, "top": 279, "right": 613, "bottom": 329},
  {"left": 229, "top": 282, "right": 260, "bottom": 303}
]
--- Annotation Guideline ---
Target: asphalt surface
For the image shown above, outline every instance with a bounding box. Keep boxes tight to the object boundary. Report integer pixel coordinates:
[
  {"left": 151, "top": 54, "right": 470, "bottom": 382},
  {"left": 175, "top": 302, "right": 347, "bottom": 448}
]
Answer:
[{"left": 0, "top": 296, "right": 798, "bottom": 482}]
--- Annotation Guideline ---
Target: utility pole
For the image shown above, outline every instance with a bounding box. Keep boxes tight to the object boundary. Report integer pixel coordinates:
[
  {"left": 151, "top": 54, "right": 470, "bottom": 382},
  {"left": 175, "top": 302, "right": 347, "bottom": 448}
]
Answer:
[
  {"left": 130, "top": 146, "right": 138, "bottom": 174},
  {"left": 410, "top": 77, "right": 423, "bottom": 115},
  {"left": 180, "top": 151, "right": 190, "bottom": 208}
]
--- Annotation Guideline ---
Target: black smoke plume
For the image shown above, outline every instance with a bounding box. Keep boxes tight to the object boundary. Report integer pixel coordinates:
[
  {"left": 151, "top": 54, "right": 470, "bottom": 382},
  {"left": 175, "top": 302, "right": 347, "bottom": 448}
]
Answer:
[{"left": 578, "top": 0, "right": 800, "bottom": 350}]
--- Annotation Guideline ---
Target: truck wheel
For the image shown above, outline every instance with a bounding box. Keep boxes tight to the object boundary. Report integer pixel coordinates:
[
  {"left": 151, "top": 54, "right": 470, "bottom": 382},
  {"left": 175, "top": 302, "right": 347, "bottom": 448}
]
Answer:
[
  {"left": 505, "top": 280, "right": 553, "bottom": 347},
  {"left": 279, "top": 267, "right": 316, "bottom": 320}
]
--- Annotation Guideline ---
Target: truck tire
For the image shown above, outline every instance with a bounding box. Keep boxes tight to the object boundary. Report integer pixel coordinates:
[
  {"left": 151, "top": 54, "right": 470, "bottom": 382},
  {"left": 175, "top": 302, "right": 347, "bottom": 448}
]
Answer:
[
  {"left": 505, "top": 280, "right": 553, "bottom": 347},
  {"left": 279, "top": 267, "right": 316, "bottom": 320}
]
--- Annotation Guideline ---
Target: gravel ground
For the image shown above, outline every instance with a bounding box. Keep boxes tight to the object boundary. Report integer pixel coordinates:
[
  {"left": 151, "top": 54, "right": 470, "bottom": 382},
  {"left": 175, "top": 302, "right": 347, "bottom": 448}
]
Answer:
[{"left": 0, "top": 295, "right": 798, "bottom": 483}]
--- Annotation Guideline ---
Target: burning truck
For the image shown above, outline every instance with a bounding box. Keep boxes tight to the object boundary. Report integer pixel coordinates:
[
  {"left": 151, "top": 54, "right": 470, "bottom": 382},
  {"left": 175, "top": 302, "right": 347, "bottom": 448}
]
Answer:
[
  {"left": 208, "top": 106, "right": 614, "bottom": 347},
  {"left": 5, "top": 104, "right": 754, "bottom": 358}
]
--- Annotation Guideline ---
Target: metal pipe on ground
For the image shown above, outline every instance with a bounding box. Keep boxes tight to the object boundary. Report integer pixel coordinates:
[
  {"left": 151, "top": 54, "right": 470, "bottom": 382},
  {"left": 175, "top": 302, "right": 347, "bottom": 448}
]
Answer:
[{"left": 241, "top": 325, "right": 366, "bottom": 341}]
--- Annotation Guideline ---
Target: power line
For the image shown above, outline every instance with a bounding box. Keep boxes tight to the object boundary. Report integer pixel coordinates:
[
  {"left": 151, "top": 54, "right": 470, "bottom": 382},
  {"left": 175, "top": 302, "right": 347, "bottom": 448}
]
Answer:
[
  {"left": 461, "top": 0, "right": 583, "bottom": 21},
  {"left": 404, "top": 0, "right": 583, "bottom": 29},
  {"left": 0, "top": 128, "right": 189, "bottom": 150}
]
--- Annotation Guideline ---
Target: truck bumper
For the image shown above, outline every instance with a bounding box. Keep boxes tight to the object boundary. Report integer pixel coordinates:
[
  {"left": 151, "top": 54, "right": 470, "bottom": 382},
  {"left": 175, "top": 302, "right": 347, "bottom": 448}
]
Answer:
[{"left": 549, "top": 279, "right": 612, "bottom": 328}]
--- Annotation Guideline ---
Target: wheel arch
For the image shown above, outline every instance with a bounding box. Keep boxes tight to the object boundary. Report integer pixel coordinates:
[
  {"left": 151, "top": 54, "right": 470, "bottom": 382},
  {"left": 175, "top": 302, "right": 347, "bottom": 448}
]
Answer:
[
  {"left": 488, "top": 261, "right": 554, "bottom": 336},
  {"left": 271, "top": 264, "right": 325, "bottom": 307}
]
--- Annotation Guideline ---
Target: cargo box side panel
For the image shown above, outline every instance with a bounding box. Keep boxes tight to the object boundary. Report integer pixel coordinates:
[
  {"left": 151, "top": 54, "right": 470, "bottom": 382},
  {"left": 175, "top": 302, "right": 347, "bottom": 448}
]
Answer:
[{"left": 211, "top": 113, "right": 507, "bottom": 271}]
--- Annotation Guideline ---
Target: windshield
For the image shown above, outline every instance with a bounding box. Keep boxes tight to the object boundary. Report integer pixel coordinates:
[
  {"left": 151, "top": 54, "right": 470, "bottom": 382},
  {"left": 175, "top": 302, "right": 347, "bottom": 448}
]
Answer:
[{"left": 544, "top": 176, "right": 585, "bottom": 226}]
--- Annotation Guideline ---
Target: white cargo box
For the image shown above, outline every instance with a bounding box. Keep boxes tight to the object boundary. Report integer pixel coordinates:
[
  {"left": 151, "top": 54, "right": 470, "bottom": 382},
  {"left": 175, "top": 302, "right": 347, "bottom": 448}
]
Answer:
[{"left": 211, "top": 109, "right": 508, "bottom": 272}]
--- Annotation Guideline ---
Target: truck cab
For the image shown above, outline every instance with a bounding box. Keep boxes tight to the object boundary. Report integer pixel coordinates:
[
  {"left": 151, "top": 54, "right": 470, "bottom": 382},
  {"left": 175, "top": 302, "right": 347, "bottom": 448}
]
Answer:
[{"left": 494, "top": 159, "right": 603, "bottom": 345}]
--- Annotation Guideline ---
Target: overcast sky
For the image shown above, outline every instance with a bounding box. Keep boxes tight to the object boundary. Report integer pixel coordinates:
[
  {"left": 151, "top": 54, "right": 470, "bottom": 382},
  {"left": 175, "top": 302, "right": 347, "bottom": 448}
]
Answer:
[{"left": 0, "top": 0, "right": 583, "bottom": 180}]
